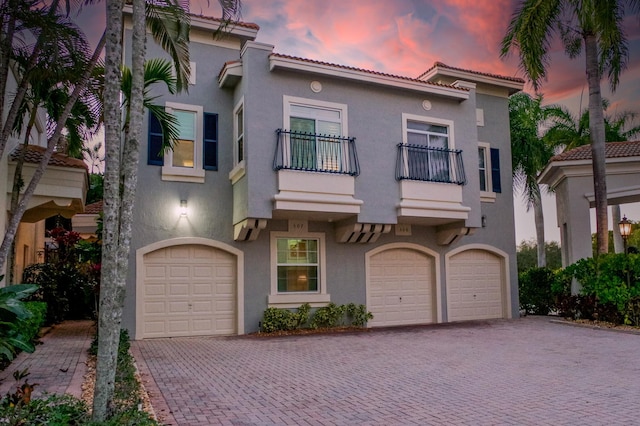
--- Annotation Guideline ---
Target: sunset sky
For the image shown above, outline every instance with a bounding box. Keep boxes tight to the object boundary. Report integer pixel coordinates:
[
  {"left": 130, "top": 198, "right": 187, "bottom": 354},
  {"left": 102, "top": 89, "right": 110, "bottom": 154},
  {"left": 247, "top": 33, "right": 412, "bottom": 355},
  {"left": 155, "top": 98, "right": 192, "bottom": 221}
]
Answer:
[{"left": 74, "top": 0, "right": 640, "bottom": 243}]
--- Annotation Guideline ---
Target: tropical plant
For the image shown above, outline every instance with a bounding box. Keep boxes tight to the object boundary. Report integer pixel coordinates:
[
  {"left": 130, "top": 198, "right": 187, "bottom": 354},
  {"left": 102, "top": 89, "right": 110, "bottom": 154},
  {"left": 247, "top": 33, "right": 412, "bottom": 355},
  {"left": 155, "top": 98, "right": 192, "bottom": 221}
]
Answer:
[
  {"left": 509, "top": 92, "right": 560, "bottom": 267},
  {"left": 501, "top": 0, "right": 639, "bottom": 255},
  {"left": 0, "top": 281, "right": 38, "bottom": 362},
  {"left": 0, "top": 1, "right": 105, "bottom": 276}
]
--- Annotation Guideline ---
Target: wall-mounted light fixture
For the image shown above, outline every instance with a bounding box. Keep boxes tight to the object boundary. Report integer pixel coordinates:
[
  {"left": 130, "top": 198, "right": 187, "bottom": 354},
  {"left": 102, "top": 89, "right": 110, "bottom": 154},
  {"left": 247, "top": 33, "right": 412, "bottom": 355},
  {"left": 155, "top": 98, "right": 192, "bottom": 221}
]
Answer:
[
  {"left": 481, "top": 214, "right": 487, "bottom": 228},
  {"left": 180, "top": 200, "right": 188, "bottom": 216}
]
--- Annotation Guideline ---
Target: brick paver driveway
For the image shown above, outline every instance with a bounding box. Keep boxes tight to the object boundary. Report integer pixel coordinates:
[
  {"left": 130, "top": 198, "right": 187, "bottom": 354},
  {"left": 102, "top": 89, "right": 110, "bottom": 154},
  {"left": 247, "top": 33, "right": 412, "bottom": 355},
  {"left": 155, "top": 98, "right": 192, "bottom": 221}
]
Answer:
[{"left": 131, "top": 317, "right": 640, "bottom": 425}]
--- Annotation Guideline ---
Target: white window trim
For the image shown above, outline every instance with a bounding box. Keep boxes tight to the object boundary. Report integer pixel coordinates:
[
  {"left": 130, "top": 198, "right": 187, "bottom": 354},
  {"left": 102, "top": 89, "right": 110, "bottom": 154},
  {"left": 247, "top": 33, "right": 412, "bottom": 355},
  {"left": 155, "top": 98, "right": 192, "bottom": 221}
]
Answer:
[
  {"left": 478, "top": 142, "right": 496, "bottom": 202},
  {"left": 268, "top": 230, "right": 330, "bottom": 307},
  {"left": 283, "top": 95, "right": 348, "bottom": 134},
  {"left": 162, "top": 102, "right": 206, "bottom": 183},
  {"left": 401, "top": 113, "right": 455, "bottom": 148},
  {"left": 229, "top": 97, "right": 246, "bottom": 184}
]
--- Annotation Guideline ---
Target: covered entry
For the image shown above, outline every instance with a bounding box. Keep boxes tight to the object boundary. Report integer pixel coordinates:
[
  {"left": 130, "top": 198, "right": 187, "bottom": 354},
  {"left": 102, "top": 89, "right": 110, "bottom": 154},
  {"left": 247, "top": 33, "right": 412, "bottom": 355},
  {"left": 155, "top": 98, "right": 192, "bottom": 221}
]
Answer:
[
  {"left": 136, "top": 238, "right": 244, "bottom": 339},
  {"left": 366, "top": 244, "right": 439, "bottom": 327},
  {"left": 446, "top": 246, "right": 508, "bottom": 322}
]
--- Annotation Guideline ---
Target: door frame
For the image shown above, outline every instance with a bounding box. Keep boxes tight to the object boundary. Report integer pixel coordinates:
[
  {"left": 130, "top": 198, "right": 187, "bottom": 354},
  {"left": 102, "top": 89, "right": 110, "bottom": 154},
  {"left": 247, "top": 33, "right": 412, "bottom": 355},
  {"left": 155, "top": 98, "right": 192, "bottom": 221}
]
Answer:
[
  {"left": 444, "top": 244, "right": 512, "bottom": 321},
  {"left": 135, "top": 237, "right": 245, "bottom": 339},
  {"left": 365, "top": 243, "right": 442, "bottom": 324}
]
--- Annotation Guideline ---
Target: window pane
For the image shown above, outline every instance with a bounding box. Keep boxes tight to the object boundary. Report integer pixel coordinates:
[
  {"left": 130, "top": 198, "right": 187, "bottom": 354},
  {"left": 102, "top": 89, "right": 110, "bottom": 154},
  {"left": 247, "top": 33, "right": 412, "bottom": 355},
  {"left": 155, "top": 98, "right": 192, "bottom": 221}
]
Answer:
[
  {"left": 291, "top": 105, "right": 340, "bottom": 122},
  {"left": 317, "top": 120, "right": 341, "bottom": 136},
  {"left": 290, "top": 117, "right": 315, "bottom": 134},
  {"left": 173, "top": 139, "right": 194, "bottom": 168},
  {"left": 429, "top": 135, "right": 448, "bottom": 149},
  {"left": 407, "top": 121, "right": 447, "bottom": 135},
  {"left": 478, "top": 147, "right": 486, "bottom": 168},
  {"left": 407, "top": 132, "right": 428, "bottom": 145},
  {"left": 174, "top": 110, "right": 195, "bottom": 140},
  {"left": 277, "top": 265, "right": 318, "bottom": 292}
]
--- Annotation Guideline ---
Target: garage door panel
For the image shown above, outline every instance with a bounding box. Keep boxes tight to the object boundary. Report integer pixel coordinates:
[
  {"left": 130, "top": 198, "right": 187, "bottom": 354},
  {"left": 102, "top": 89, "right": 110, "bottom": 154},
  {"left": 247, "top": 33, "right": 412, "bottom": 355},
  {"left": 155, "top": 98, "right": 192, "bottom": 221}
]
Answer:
[
  {"left": 448, "top": 249, "right": 504, "bottom": 322},
  {"left": 368, "top": 248, "right": 435, "bottom": 327},
  {"left": 142, "top": 244, "right": 237, "bottom": 338}
]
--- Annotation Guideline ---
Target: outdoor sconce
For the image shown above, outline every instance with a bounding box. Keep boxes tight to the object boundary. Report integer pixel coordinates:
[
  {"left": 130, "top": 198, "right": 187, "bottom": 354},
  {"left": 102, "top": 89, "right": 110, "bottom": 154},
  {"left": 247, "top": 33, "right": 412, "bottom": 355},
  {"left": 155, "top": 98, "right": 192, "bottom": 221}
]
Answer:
[
  {"left": 619, "top": 214, "right": 632, "bottom": 254},
  {"left": 180, "top": 200, "right": 188, "bottom": 216},
  {"left": 481, "top": 214, "right": 487, "bottom": 228}
]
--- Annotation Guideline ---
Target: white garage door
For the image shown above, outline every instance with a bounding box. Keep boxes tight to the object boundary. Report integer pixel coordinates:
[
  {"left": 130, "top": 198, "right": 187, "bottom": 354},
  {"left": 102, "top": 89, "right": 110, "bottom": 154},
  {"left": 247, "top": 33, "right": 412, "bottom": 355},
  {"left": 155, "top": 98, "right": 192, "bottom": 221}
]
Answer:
[
  {"left": 142, "top": 244, "right": 236, "bottom": 338},
  {"left": 447, "top": 249, "right": 504, "bottom": 322},
  {"left": 368, "top": 248, "right": 435, "bottom": 327}
]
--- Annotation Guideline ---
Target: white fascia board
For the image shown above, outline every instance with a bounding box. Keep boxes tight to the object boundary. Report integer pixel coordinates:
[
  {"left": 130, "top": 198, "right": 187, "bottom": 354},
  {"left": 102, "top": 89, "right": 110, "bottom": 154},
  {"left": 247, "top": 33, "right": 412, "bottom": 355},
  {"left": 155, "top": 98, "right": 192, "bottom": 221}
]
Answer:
[
  {"left": 422, "top": 67, "right": 523, "bottom": 93},
  {"left": 270, "top": 56, "right": 469, "bottom": 100},
  {"left": 218, "top": 61, "right": 243, "bottom": 87}
]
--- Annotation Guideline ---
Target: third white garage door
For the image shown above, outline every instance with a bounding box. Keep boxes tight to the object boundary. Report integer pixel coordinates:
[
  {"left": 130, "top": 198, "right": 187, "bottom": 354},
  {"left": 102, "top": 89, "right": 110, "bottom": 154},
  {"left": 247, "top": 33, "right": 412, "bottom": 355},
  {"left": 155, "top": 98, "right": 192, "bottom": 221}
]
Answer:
[
  {"left": 141, "top": 244, "right": 236, "bottom": 338},
  {"left": 447, "top": 249, "right": 504, "bottom": 322},
  {"left": 367, "top": 247, "right": 436, "bottom": 327}
]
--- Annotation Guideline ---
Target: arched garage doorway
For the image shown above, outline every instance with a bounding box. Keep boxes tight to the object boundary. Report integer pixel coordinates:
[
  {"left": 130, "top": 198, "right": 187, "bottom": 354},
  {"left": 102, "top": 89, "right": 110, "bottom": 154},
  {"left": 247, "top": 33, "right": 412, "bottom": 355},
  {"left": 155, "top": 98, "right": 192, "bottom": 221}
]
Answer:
[
  {"left": 366, "top": 243, "right": 440, "bottom": 327},
  {"left": 446, "top": 245, "right": 511, "bottom": 322},
  {"left": 135, "top": 237, "right": 244, "bottom": 339}
]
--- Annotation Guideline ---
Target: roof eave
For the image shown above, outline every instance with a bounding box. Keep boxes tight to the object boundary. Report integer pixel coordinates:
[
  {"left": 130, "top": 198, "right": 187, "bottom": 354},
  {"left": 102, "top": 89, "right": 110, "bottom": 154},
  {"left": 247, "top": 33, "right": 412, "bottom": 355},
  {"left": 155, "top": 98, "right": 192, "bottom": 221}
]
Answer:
[
  {"left": 269, "top": 56, "right": 469, "bottom": 100},
  {"left": 422, "top": 66, "right": 524, "bottom": 95}
]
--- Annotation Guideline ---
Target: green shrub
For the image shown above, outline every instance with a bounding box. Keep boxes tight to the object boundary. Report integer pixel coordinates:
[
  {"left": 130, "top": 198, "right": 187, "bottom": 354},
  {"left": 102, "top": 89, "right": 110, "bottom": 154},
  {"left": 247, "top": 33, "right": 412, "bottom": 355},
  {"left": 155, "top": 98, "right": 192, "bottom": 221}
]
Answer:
[
  {"left": 0, "top": 282, "right": 38, "bottom": 364},
  {"left": 309, "top": 303, "right": 346, "bottom": 329},
  {"left": 0, "top": 392, "right": 90, "bottom": 425},
  {"left": 518, "top": 267, "right": 559, "bottom": 315},
  {"left": 345, "top": 303, "right": 373, "bottom": 327},
  {"left": 19, "top": 301, "right": 47, "bottom": 344},
  {"left": 261, "top": 303, "right": 310, "bottom": 333},
  {"left": 563, "top": 253, "right": 640, "bottom": 324},
  {"left": 22, "top": 264, "right": 96, "bottom": 324}
]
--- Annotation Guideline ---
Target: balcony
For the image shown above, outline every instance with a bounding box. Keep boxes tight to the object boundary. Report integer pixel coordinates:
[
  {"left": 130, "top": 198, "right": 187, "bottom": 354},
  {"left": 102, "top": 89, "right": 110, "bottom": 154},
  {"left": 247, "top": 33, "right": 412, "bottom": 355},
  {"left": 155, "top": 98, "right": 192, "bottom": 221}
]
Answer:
[
  {"left": 395, "top": 143, "right": 470, "bottom": 225},
  {"left": 396, "top": 143, "right": 465, "bottom": 184},
  {"left": 272, "top": 129, "right": 363, "bottom": 221},
  {"left": 274, "top": 129, "right": 360, "bottom": 176}
]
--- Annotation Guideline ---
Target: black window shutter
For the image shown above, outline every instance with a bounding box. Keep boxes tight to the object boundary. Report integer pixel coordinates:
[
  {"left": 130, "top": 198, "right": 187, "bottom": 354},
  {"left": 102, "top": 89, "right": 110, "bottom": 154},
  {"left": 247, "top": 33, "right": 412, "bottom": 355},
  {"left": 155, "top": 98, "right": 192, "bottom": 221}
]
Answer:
[
  {"left": 203, "top": 112, "right": 218, "bottom": 170},
  {"left": 490, "top": 147, "right": 501, "bottom": 193},
  {"left": 148, "top": 110, "right": 164, "bottom": 166}
]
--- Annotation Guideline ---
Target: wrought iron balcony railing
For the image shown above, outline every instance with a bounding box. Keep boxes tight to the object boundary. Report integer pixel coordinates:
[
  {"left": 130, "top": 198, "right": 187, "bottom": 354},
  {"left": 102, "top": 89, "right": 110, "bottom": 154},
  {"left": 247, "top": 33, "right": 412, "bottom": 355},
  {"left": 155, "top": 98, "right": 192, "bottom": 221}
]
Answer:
[
  {"left": 396, "top": 143, "right": 466, "bottom": 185},
  {"left": 274, "top": 129, "right": 360, "bottom": 176}
]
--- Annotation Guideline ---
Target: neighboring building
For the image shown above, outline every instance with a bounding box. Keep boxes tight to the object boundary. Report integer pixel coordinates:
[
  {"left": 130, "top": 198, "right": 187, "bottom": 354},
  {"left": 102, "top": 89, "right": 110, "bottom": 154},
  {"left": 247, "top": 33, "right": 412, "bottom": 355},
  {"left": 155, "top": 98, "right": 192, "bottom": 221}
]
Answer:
[
  {"left": 538, "top": 140, "right": 640, "bottom": 271},
  {"left": 72, "top": 200, "right": 103, "bottom": 241},
  {"left": 123, "top": 9, "right": 524, "bottom": 339},
  {"left": 1, "top": 67, "right": 88, "bottom": 283}
]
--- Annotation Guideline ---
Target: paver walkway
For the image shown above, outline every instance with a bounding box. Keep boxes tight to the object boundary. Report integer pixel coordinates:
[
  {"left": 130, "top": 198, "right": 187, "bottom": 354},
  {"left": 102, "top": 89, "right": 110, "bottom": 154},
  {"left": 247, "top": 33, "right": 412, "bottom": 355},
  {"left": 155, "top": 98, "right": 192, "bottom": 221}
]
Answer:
[
  {"left": 132, "top": 317, "right": 640, "bottom": 426},
  {"left": 0, "top": 320, "right": 93, "bottom": 399}
]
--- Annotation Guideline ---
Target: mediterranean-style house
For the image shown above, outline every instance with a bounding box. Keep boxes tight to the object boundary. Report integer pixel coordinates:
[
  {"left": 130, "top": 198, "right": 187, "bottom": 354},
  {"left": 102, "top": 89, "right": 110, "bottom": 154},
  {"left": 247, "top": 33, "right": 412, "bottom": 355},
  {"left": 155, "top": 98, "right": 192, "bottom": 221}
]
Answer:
[
  {"left": 123, "top": 8, "right": 524, "bottom": 339},
  {"left": 1, "top": 68, "right": 87, "bottom": 284}
]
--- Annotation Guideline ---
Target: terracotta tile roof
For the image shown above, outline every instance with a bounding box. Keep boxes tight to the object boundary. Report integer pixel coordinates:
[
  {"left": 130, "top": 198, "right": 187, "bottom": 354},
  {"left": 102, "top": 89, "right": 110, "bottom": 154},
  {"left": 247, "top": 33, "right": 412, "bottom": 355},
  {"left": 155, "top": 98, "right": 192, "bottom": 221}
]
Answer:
[
  {"left": 270, "top": 53, "right": 468, "bottom": 91},
  {"left": 10, "top": 144, "right": 88, "bottom": 170},
  {"left": 84, "top": 200, "right": 103, "bottom": 214},
  {"left": 418, "top": 61, "right": 525, "bottom": 84},
  {"left": 191, "top": 14, "right": 259, "bottom": 30},
  {"left": 550, "top": 141, "right": 640, "bottom": 161}
]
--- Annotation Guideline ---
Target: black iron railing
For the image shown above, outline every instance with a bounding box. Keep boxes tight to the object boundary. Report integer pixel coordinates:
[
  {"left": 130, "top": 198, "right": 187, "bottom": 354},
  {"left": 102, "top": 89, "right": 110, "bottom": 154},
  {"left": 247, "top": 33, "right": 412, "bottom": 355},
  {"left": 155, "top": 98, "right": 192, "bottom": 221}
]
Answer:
[
  {"left": 274, "top": 129, "right": 360, "bottom": 176},
  {"left": 396, "top": 143, "right": 466, "bottom": 185}
]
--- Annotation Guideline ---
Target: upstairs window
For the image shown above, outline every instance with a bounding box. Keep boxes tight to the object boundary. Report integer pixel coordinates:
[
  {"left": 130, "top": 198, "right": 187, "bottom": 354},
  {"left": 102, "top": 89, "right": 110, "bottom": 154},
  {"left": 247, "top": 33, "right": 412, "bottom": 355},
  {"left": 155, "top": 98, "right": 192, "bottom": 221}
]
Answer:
[
  {"left": 282, "top": 96, "right": 348, "bottom": 173},
  {"left": 401, "top": 114, "right": 455, "bottom": 183},
  {"left": 234, "top": 102, "right": 244, "bottom": 165},
  {"left": 147, "top": 102, "right": 217, "bottom": 182},
  {"left": 478, "top": 142, "right": 501, "bottom": 202}
]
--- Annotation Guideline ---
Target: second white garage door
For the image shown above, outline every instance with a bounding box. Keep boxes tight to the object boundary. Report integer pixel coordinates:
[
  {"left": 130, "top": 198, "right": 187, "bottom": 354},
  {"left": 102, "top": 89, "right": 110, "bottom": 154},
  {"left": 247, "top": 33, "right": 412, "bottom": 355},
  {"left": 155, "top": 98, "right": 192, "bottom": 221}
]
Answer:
[
  {"left": 447, "top": 249, "right": 504, "bottom": 322},
  {"left": 368, "top": 248, "right": 436, "bottom": 327},
  {"left": 141, "top": 244, "right": 236, "bottom": 338}
]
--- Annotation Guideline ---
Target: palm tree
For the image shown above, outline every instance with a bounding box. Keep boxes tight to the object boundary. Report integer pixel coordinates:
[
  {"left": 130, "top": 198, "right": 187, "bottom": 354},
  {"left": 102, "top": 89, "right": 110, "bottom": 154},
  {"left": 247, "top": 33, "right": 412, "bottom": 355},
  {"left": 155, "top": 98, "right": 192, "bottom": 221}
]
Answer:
[
  {"left": 94, "top": 0, "right": 240, "bottom": 420},
  {"left": 509, "top": 92, "right": 559, "bottom": 267},
  {"left": 501, "top": 0, "right": 639, "bottom": 255}
]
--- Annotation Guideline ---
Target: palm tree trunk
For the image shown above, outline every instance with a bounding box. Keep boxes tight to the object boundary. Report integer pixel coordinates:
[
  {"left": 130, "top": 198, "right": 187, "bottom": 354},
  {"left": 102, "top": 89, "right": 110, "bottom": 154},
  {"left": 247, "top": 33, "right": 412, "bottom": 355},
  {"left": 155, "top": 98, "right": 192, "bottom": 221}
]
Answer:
[
  {"left": 612, "top": 205, "right": 623, "bottom": 253},
  {"left": 533, "top": 190, "right": 546, "bottom": 267},
  {"left": 0, "top": 31, "right": 105, "bottom": 276},
  {"left": 584, "top": 33, "right": 609, "bottom": 255},
  {"left": 0, "top": 0, "right": 60, "bottom": 160},
  {"left": 92, "top": 0, "right": 124, "bottom": 420},
  {"left": 0, "top": 0, "right": 19, "bottom": 129}
]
